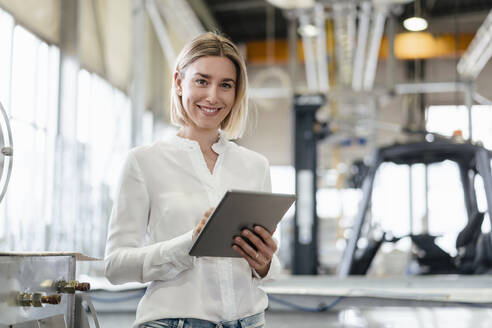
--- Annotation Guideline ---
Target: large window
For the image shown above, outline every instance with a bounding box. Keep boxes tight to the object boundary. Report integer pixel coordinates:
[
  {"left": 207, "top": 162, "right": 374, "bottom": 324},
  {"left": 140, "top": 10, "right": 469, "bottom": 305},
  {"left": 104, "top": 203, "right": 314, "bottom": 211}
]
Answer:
[
  {"left": 0, "top": 21, "right": 60, "bottom": 251},
  {"left": 0, "top": 9, "right": 137, "bottom": 267},
  {"left": 427, "top": 104, "right": 492, "bottom": 148},
  {"left": 427, "top": 104, "right": 492, "bottom": 234}
]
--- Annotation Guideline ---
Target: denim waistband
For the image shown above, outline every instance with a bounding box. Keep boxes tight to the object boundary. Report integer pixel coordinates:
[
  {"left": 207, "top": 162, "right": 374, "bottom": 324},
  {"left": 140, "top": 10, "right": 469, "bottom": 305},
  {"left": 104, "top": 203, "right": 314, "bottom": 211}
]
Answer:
[{"left": 141, "top": 312, "right": 265, "bottom": 328}]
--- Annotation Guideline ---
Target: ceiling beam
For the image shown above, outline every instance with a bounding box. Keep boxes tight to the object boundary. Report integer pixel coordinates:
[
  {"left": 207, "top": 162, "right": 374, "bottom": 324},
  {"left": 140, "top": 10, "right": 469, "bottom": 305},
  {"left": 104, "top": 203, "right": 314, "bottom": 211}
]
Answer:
[{"left": 187, "top": 0, "right": 220, "bottom": 31}]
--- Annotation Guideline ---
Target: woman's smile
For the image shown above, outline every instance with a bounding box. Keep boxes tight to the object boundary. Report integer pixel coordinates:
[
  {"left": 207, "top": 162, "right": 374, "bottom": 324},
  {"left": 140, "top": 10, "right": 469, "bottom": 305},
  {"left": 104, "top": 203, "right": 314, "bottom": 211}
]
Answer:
[{"left": 197, "top": 104, "right": 222, "bottom": 115}]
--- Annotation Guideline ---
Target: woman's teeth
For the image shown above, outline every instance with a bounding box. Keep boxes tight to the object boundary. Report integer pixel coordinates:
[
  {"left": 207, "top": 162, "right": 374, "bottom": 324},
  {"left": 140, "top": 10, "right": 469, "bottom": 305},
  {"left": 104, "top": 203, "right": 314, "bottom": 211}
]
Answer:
[{"left": 200, "top": 106, "right": 219, "bottom": 113}]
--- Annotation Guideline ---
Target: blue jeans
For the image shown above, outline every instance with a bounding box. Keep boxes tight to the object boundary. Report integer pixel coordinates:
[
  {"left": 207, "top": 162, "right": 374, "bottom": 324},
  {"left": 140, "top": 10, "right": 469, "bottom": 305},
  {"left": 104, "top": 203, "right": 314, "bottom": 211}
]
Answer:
[{"left": 140, "top": 312, "right": 265, "bottom": 328}]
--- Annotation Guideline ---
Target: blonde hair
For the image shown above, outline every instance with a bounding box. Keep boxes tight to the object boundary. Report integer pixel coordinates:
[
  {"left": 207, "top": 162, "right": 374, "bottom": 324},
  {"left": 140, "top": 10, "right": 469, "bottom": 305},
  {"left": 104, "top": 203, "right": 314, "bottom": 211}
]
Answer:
[{"left": 170, "top": 32, "right": 249, "bottom": 140}]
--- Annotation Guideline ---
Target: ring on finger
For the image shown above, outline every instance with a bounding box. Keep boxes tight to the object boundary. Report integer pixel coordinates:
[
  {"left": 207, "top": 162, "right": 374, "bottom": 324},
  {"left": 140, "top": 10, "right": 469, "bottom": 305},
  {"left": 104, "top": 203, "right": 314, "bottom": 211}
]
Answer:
[{"left": 255, "top": 252, "right": 260, "bottom": 259}]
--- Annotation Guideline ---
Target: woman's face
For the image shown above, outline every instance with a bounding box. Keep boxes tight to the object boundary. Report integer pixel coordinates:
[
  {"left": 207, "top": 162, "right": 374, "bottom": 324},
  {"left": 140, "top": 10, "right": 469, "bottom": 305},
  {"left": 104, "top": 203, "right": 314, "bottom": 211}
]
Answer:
[{"left": 175, "top": 56, "right": 237, "bottom": 132}]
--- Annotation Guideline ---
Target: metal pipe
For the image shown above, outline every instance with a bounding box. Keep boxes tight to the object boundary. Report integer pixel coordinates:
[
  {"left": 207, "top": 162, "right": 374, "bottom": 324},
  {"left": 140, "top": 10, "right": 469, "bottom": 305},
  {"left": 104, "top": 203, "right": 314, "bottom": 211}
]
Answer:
[
  {"left": 352, "top": 1, "right": 370, "bottom": 91},
  {"left": 386, "top": 11, "right": 396, "bottom": 91},
  {"left": 333, "top": 3, "right": 356, "bottom": 88},
  {"left": 146, "top": 0, "right": 176, "bottom": 67},
  {"left": 395, "top": 82, "right": 469, "bottom": 94},
  {"left": 338, "top": 150, "right": 382, "bottom": 276},
  {"left": 186, "top": 0, "right": 220, "bottom": 31},
  {"left": 473, "top": 92, "right": 492, "bottom": 105},
  {"left": 287, "top": 10, "right": 298, "bottom": 93},
  {"left": 423, "top": 164, "right": 429, "bottom": 234},
  {"left": 299, "top": 12, "right": 319, "bottom": 91},
  {"left": 459, "top": 164, "right": 478, "bottom": 221},
  {"left": 54, "top": 0, "right": 81, "bottom": 253},
  {"left": 363, "top": 7, "right": 386, "bottom": 91},
  {"left": 457, "top": 9, "right": 492, "bottom": 80},
  {"left": 408, "top": 165, "right": 414, "bottom": 234},
  {"left": 476, "top": 149, "right": 492, "bottom": 230},
  {"left": 315, "top": 3, "right": 329, "bottom": 92},
  {"left": 170, "top": 0, "right": 205, "bottom": 38},
  {"left": 464, "top": 82, "right": 474, "bottom": 141}
]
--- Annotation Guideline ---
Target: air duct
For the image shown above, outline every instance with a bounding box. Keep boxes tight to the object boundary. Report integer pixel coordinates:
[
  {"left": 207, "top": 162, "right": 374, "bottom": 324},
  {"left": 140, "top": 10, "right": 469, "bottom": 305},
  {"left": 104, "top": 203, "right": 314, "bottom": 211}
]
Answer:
[
  {"left": 457, "top": 9, "right": 492, "bottom": 80},
  {"left": 333, "top": 3, "right": 356, "bottom": 88}
]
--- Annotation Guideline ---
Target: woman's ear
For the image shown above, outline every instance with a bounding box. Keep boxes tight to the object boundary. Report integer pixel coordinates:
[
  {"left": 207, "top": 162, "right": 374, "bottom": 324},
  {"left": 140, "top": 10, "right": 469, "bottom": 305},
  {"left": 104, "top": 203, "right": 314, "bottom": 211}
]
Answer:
[{"left": 174, "top": 71, "right": 182, "bottom": 95}]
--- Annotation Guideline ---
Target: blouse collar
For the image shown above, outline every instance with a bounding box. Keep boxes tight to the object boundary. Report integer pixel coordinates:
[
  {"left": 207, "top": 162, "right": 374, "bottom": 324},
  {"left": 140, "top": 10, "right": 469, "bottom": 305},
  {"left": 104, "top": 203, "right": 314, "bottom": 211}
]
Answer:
[{"left": 169, "top": 130, "right": 229, "bottom": 154}]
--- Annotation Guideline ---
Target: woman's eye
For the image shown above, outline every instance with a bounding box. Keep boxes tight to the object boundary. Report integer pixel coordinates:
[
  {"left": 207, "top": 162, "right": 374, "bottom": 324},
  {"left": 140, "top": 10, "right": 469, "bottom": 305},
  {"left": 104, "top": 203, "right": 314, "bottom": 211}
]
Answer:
[
  {"left": 195, "top": 79, "right": 207, "bottom": 86},
  {"left": 221, "top": 83, "right": 233, "bottom": 89}
]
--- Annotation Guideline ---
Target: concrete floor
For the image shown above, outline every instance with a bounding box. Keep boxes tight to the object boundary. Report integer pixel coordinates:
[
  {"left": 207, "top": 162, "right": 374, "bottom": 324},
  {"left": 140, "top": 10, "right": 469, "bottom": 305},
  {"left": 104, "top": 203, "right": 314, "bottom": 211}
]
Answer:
[
  {"left": 94, "top": 307, "right": 492, "bottom": 328},
  {"left": 87, "top": 274, "right": 492, "bottom": 328},
  {"left": 86, "top": 273, "right": 492, "bottom": 328}
]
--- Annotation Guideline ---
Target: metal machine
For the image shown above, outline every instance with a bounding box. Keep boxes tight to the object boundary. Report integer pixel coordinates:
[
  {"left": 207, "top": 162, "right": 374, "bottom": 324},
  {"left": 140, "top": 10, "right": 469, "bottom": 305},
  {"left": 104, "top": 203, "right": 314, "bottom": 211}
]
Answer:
[
  {"left": 0, "top": 101, "right": 13, "bottom": 204},
  {"left": 0, "top": 253, "right": 92, "bottom": 328},
  {"left": 0, "top": 102, "right": 94, "bottom": 327},
  {"left": 338, "top": 135, "right": 492, "bottom": 276}
]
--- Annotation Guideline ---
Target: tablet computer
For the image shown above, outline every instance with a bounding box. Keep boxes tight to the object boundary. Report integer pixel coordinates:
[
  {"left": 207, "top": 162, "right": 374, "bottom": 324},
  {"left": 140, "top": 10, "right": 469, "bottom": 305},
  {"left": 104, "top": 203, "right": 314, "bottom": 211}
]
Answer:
[{"left": 189, "top": 190, "right": 296, "bottom": 258}]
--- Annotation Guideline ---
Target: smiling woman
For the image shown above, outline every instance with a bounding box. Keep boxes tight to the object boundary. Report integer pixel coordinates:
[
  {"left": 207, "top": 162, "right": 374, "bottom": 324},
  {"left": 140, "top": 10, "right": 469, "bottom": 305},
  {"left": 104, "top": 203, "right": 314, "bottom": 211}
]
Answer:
[
  {"left": 104, "top": 32, "right": 280, "bottom": 328},
  {"left": 170, "top": 33, "right": 249, "bottom": 140},
  {"left": 175, "top": 56, "right": 237, "bottom": 133}
]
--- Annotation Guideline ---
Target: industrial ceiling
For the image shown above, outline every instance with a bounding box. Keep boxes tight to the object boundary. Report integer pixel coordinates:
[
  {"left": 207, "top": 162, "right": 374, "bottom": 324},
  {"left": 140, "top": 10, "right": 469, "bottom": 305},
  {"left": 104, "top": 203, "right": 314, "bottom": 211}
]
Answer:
[
  {"left": 0, "top": 0, "right": 491, "bottom": 166},
  {"left": 203, "top": 0, "right": 492, "bottom": 42}
]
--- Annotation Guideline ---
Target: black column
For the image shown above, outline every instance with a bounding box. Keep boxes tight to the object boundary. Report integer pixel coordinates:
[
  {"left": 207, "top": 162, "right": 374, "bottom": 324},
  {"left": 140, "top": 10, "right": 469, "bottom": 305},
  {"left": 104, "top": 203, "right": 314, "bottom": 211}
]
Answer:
[{"left": 292, "top": 94, "right": 324, "bottom": 275}]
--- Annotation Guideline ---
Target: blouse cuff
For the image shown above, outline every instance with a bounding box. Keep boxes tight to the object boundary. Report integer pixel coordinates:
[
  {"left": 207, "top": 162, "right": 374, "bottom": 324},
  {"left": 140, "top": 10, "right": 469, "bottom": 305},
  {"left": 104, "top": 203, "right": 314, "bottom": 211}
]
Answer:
[
  {"left": 142, "top": 230, "right": 196, "bottom": 282},
  {"left": 252, "top": 254, "right": 281, "bottom": 283},
  {"left": 161, "top": 230, "right": 196, "bottom": 268}
]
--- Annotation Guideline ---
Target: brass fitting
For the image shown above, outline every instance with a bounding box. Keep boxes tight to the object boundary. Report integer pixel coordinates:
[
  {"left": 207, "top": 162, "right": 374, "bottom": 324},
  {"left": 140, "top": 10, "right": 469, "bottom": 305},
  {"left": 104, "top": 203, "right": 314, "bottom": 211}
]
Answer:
[
  {"left": 55, "top": 280, "right": 90, "bottom": 293},
  {"left": 17, "top": 292, "right": 61, "bottom": 307},
  {"left": 41, "top": 294, "right": 62, "bottom": 305}
]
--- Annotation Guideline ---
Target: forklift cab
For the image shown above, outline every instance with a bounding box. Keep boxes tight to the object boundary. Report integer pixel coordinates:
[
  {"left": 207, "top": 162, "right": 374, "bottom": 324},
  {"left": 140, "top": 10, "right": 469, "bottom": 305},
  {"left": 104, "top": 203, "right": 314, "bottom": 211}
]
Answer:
[{"left": 338, "top": 135, "right": 492, "bottom": 276}]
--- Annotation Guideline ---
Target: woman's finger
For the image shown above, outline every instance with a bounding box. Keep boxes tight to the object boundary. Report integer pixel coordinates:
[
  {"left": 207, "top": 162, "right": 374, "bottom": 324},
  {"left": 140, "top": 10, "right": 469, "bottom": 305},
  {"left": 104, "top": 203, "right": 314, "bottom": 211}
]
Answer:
[
  {"left": 252, "top": 226, "right": 278, "bottom": 252},
  {"left": 233, "top": 236, "right": 256, "bottom": 257},
  {"left": 240, "top": 229, "right": 272, "bottom": 260},
  {"left": 233, "top": 235, "right": 265, "bottom": 263},
  {"left": 199, "top": 207, "right": 215, "bottom": 227},
  {"left": 205, "top": 207, "right": 214, "bottom": 217},
  {"left": 232, "top": 245, "right": 259, "bottom": 268},
  {"left": 234, "top": 236, "right": 271, "bottom": 267},
  {"left": 193, "top": 208, "right": 215, "bottom": 240}
]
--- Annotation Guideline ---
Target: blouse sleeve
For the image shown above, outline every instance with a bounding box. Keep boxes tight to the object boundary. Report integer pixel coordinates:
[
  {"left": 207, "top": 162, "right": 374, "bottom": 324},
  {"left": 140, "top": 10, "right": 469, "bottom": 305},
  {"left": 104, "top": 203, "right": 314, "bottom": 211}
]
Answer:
[
  {"left": 252, "top": 158, "right": 282, "bottom": 282},
  {"left": 104, "top": 151, "right": 195, "bottom": 285}
]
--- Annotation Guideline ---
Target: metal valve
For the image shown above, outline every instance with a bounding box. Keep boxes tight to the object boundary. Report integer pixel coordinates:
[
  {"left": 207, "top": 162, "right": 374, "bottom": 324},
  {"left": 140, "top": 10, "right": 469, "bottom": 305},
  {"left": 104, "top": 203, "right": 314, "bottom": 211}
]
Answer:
[
  {"left": 17, "top": 292, "right": 61, "bottom": 307},
  {"left": 55, "top": 280, "right": 90, "bottom": 294},
  {"left": 1, "top": 146, "right": 12, "bottom": 156}
]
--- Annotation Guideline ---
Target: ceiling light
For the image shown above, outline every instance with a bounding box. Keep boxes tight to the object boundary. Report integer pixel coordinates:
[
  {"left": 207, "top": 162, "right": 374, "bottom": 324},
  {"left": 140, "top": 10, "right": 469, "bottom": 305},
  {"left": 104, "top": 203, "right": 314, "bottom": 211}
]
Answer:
[
  {"left": 403, "top": 16, "right": 428, "bottom": 32},
  {"left": 298, "top": 24, "right": 318, "bottom": 37}
]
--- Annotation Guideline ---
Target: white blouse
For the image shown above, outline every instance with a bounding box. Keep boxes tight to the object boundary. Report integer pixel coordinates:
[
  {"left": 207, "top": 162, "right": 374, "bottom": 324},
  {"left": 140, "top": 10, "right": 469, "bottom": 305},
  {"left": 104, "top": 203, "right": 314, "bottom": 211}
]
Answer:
[{"left": 104, "top": 132, "right": 281, "bottom": 327}]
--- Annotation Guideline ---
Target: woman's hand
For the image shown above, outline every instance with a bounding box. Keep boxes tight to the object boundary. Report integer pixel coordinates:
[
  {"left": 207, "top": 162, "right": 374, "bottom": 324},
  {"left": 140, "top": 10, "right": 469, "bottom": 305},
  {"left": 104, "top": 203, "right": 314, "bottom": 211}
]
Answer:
[
  {"left": 193, "top": 207, "right": 214, "bottom": 241},
  {"left": 232, "top": 225, "right": 277, "bottom": 278}
]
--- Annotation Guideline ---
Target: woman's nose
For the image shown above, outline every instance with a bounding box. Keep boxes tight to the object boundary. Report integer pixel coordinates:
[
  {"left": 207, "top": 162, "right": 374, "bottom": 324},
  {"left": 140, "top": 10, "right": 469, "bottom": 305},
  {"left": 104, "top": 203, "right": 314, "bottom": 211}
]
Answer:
[{"left": 206, "top": 86, "right": 219, "bottom": 104}]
